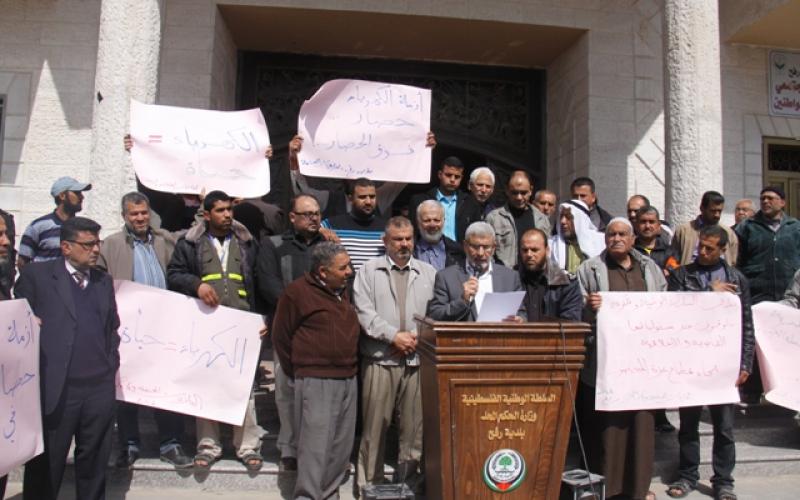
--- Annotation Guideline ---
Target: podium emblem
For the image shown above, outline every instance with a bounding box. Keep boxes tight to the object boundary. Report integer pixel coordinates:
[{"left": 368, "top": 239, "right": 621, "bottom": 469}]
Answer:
[{"left": 482, "top": 449, "right": 526, "bottom": 493}]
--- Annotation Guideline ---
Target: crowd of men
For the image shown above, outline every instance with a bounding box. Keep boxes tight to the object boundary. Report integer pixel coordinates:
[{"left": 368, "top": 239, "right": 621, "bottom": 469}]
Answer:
[{"left": 2, "top": 135, "right": 800, "bottom": 500}]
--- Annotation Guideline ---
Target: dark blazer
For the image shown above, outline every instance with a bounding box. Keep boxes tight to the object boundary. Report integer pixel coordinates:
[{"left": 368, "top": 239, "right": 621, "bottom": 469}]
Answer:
[
  {"left": 409, "top": 188, "right": 483, "bottom": 242},
  {"left": 13, "top": 258, "right": 120, "bottom": 415},
  {"left": 427, "top": 262, "right": 523, "bottom": 321}
]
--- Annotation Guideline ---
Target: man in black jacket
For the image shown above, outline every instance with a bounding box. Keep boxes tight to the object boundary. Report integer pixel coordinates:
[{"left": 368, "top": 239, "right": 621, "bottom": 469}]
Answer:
[
  {"left": 665, "top": 224, "right": 754, "bottom": 500},
  {"left": 167, "top": 190, "right": 265, "bottom": 471},
  {"left": 255, "top": 193, "right": 326, "bottom": 472},
  {"left": 518, "top": 228, "right": 581, "bottom": 321},
  {"left": 570, "top": 177, "right": 613, "bottom": 232},
  {"left": 15, "top": 217, "right": 120, "bottom": 500}
]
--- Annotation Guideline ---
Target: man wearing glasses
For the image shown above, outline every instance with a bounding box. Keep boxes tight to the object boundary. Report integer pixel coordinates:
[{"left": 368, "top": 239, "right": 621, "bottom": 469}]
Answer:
[
  {"left": 15, "top": 217, "right": 120, "bottom": 500},
  {"left": 427, "top": 221, "right": 523, "bottom": 321},
  {"left": 256, "top": 193, "right": 329, "bottom": 472}
]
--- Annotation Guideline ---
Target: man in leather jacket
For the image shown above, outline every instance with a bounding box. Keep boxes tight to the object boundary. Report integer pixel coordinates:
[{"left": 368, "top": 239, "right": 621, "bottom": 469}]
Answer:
[{"left": 665, "top": 224, "right": 754, "bottom": 500}]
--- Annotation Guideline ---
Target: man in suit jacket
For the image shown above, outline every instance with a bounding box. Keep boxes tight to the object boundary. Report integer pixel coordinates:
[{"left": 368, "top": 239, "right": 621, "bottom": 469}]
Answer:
[
  {"left": 427, "top": 221, "right": 523, "bottom": 321},
  {"left": 408, "top": 156, "right": 482, "bottom": 242},
  {"left": 14, "top": 216, "right": 120, "bottom": 500}
]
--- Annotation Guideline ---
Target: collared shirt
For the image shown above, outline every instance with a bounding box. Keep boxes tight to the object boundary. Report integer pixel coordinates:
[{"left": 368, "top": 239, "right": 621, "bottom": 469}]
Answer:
[
  {"left": 467, "top": 261, "right": 494, "bottom": 312},
  {"left": 437, "top": 189, "right": 458, "bottom": 241},
  {"left": 65, "top": 259, "right": 89, "bottom": 289},
  {"left": 414, "top": 237, "right": 446, "bottom": 271},
  {"left": 208, "top": 234, "right": 232, "bottom": 272},
  {"left": 131, "top": 229, "right": 167, "bottom": 289}
]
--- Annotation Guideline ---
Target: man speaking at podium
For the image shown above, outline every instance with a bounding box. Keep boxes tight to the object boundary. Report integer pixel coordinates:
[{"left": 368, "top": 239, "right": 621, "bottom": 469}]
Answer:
[{"left": 427, "top": 221, "right": 522, "bottom": 321}]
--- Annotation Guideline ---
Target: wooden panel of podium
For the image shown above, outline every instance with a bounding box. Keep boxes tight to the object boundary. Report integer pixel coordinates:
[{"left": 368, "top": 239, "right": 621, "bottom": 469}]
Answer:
[{"left": 415, "top": 316, "right": 590, "bottom": 500}]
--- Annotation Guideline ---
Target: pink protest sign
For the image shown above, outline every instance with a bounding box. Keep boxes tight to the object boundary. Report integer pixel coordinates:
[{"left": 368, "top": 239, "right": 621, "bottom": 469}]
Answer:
[
  {"left": 130, "top": 100, "right": 271, "bottom": 198},
  {"left": 0, "top": 299, "right": 43, "bottom": 477},
  {"left": 114, "top": 281, "right": 263, "bottom": 426},
  {"left": 595, "top": 292, "right": 742, "bottom": 411},
  {"left": 752, "top": 302, "right": 800, "bottom": 412},
  {"left": 297, "top": 79, "right": 431, "bottom": 182}
]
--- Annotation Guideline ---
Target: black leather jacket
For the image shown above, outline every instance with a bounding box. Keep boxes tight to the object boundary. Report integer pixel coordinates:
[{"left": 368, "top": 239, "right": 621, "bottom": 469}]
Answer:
[{"left": 667, "top": 260, "right": 755, "bottom": 373}]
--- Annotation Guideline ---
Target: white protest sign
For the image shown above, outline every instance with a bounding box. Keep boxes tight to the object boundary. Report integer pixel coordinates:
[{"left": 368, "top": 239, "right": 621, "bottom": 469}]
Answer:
[
  {"left": 595, "top": 292, "right": 742, "bottom": 411},
  {"left": 129, "top": 100, "right": 271, "bottom": 198},
  {"left": 752, "top": 302, "right": 800, "bottom": 412},
  {"left": 0, "top": 299, "right": 43, "bottom": 477},
  {"left": 297, "top": 79, "right": 431, "bottom": 182},
  {"left": 114, "top": 281, "right": 263, "bottom": 425}
]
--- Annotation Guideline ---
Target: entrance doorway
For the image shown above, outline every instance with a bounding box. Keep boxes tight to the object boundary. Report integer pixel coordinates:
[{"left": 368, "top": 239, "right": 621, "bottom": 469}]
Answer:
[
  {"left": 763, "top": 137, "right": 800, "bottom": 218},
  {"left": 236, "top": 52, "right": 545, "bottom": 213}
]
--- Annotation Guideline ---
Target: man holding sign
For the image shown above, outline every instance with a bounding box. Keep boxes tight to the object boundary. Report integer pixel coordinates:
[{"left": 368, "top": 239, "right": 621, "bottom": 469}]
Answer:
[
  {"left": 576, "top": 217, "right": 666, "bottom": 500},
  {"left": 167, "top": 190, "right": 265, "bottom": 471},
  {"left": 665, "top": 225, "right": 754, "bottom": 500}
]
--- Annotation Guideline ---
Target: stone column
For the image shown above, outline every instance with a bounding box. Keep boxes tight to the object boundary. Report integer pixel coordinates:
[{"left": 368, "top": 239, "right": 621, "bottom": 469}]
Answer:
[
  {"left": 88, "top": 0, "right": 164, "bottom": 234},
  {"left": 662, "top": 0, "right": 723, "bottom": 226}
]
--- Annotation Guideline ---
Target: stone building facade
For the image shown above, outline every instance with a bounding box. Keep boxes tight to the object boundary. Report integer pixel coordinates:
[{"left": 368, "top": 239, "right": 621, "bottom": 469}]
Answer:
[{"left": 1, "top": 0, "right": 800, "bottom": 235}]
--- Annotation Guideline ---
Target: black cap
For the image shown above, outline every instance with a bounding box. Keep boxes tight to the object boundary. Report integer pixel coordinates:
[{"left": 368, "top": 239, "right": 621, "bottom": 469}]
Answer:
[{"left": 760, "top": 186, "right": 786, "bottom": 200}]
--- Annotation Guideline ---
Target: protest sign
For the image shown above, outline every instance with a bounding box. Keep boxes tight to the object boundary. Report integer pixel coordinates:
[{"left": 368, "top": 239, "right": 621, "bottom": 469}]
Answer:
[
  {"left": 297, "top": 79, "right": 432, "bottom": 182},
  {"left": 0, "top": 299, "right": 43, "bottom": 477},
  {"left": 129, "top": 100, "right": 271, "bottom": 198},
  {"left": 114, "top": 281, "right": 263, "bottom": 425},
  {"left": 595, "top": 292, "right": 742, "bottom": 411},
  {"left": 752, "top": 302, "right": 800, "bottom": 412}
]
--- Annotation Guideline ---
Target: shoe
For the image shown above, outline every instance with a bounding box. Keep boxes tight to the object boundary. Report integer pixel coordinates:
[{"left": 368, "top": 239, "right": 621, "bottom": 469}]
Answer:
[
  {"left": 160, "top": 445, "right": 193, "bottom": 469},
  {"left": 280, "top": 456, "right": 297, "bottom": 472},
  {"left": 115, "top": 446, "right": 140, "bottom": 468}
]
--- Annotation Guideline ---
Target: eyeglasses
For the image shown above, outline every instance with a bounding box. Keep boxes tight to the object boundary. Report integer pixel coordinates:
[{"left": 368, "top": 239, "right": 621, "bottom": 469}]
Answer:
[
  {"left": 293, "top": 211, "right": 321, "bottom": 219},
  {"left": 67, "top": 239, "right": 101, "bottom": 250}
]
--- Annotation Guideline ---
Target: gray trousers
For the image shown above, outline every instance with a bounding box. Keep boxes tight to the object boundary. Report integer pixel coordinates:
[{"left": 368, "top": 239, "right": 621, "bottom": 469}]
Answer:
[
  {"left": 274, "top": 350, "right": 296, "bottom": 458},
  {"left": 294, "top": 376, "right": 357, "bottom": 500},
  {"left": 357, "top": 362, "right": 423, "bottom": 489}
]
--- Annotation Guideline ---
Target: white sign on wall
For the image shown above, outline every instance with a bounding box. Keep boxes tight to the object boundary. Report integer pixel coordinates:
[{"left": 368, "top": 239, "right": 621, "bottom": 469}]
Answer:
[{"left": 769, "top": 50, "right": 800, "bottom": 117}]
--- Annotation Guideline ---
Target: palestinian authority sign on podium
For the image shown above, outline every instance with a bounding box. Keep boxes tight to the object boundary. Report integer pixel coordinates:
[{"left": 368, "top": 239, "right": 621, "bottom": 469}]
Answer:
[
  {"left": 297, "top": 79, "right": 432, "bottom": 182},
  {"left": 114, "top": 281, "right": 264, "bottom": 425},
  {"left": 595, "top": 292, "right": 742, "bottom": 411},
  {"left": 129, "top": 100, "right": 271, "bottom": 198}
]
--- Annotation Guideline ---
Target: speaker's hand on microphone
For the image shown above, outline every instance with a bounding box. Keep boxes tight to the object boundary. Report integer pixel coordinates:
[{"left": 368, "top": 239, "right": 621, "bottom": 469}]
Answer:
[{"left": 462, "top": 276, "right": 479, "bottom": 303}]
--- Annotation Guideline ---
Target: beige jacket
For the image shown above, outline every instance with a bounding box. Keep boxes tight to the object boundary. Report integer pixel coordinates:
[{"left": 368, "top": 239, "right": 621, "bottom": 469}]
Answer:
[
  {"left": 97, "top": 226, "right": 178, "bottom": 280},
  {"left": 671, "top": 219, "right": 738, "bottom": 266}
]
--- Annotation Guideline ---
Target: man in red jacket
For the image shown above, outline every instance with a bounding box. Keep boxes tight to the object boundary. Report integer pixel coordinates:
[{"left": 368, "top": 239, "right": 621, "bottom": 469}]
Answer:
[{"left": 272, "top": 242, "right": 359, "bottom": 500}]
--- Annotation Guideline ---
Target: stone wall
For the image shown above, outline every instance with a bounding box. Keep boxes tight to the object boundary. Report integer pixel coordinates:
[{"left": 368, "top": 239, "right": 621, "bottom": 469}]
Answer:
[{"left": 0, "top": 0, "right": 101, "bottom": 233}]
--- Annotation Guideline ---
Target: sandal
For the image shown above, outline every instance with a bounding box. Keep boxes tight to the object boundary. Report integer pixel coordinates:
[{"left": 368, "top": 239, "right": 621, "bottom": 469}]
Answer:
[
  {"left": 715, "top": 488, "right": 737, "bottom": 500},
  {"left": 666, "top": 479, "right": 694, "bottom": 499},
  {"left": 240, "top": 451, "right": 263, "bottom": 472},
  {"left": 646, "top": 491, "right": 657, "bottom": 500},
  {"left": 193, "top": 451, "right": 217, "bottom": 470}
]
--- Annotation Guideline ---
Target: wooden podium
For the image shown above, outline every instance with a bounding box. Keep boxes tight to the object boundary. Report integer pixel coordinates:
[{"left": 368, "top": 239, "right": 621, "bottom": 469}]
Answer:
[{"left": 416, "top": 316, "right": 590, "bottom": 500}]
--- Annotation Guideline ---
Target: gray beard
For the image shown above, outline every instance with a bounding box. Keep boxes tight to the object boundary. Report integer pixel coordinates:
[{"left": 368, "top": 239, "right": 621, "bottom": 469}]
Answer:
[{"left": 421, "top": 229, "right": 443, "bottom": 244}]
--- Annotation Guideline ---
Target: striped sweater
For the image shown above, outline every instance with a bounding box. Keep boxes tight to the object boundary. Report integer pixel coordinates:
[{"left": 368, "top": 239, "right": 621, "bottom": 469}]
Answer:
[{"left": 322, "top": 213, "right": 385, "bottom": 271}]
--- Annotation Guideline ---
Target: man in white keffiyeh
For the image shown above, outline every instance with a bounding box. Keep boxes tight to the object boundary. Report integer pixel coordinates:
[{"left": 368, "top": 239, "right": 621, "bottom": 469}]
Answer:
[{"left": 549, "top": 199, "right": 605, "bottom": 275}]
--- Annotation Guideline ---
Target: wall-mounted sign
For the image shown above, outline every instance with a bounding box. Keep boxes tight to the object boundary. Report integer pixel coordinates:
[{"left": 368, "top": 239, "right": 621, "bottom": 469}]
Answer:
[{"left": 769, "top": 50, "right": 800, "bottom": 117}]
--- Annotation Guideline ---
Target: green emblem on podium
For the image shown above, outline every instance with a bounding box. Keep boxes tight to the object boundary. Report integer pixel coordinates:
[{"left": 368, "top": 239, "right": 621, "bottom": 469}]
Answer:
[{"left": 482, "top": 449, "right": 526, "bottom": 493}]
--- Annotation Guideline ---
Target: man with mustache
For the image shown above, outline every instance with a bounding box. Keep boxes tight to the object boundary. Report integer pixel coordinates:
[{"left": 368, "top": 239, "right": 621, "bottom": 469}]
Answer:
[{"left": 352, "top": 217, "right": 436, "bottom": 494}]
